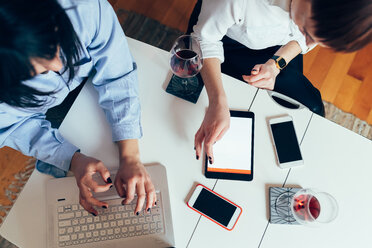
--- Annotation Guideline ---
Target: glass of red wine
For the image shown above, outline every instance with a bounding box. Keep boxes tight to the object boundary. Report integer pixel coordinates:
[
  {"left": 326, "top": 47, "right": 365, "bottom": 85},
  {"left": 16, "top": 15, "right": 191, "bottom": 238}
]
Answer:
[
  {"left": 169, "top": 35, "right": 203, "bottom": 96},
  {"left": 290, "top": 189, "right": 338, "bottom": 226}
]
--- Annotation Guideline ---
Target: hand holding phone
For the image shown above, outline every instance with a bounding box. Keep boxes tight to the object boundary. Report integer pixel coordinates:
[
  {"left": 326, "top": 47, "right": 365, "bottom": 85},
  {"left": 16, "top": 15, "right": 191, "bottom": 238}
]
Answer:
[
  {"left": 187, "top": 184, "right": 242, "bottom": 231},
  {"left": 269, "top": 115, "right": 303, "bottom": 169}
]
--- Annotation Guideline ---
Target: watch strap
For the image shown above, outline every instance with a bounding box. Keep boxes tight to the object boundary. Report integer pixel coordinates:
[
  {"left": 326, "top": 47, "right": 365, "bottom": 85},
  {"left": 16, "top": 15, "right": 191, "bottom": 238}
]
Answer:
[{"left": 271, "top": 55, "right": 287, "bottom": 70}]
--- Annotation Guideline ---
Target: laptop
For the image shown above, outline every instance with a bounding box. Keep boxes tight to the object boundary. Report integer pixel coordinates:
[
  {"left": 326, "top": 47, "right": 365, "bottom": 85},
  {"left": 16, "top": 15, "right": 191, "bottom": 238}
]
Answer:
[{"left": 46, "top": 163, "right": 175, "bottom": 248}]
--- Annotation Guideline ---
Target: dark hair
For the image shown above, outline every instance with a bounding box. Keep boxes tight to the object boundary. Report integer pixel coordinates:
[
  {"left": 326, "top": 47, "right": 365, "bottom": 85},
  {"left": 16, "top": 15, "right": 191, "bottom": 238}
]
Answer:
[
  {"left": 311, "top": 0, "right": 372, "bottom": 52},
  {"left": 0, "top": 0, "right": 81, "bottom": 108}
]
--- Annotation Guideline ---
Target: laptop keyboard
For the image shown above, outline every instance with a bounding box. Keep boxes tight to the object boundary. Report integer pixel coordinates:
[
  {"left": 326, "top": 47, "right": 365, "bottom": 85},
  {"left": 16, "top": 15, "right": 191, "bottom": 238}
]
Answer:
[{"left": 57, "top": 193, "right": 164, "bottom": 247}]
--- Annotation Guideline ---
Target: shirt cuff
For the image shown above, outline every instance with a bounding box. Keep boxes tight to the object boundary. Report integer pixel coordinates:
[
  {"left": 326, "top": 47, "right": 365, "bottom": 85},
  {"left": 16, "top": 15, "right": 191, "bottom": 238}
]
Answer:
[
  {"left": 200, "top": 41, "right": 225, "bottom": 63},
  {"left": 292, "top": 32, "right": 309, "bottom": 54},
  {"left": 111, "top": 121, "right": 143, "bottom": 142},
  {"left": 298, "top": 41, "right": 310, "bottom": 54},
  {"left": 36, "top": 141, "right": 80, "bottom": 178}
]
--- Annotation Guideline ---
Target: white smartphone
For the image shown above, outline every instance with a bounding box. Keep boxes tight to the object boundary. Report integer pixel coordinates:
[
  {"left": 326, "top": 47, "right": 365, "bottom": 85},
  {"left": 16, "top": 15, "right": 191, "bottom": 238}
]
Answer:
[
  {"left": 269, "top": 115, "right": 304, "bottom": 169},
  {"left": 187, "top": 184, "right": 242, "bottom": 231}
]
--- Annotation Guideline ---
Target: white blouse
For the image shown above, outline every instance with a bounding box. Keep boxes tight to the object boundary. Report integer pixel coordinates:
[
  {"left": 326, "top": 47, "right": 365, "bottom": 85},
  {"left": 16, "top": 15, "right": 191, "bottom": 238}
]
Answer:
[{"left": 191, "top": 0, "right": 311, "bottom": 63}]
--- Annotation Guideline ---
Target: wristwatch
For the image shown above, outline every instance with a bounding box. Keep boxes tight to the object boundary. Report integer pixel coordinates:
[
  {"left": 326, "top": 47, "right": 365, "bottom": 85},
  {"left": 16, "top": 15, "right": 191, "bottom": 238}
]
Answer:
[{"left": 271, "top": 55, "right": 287, "bottom": 70}]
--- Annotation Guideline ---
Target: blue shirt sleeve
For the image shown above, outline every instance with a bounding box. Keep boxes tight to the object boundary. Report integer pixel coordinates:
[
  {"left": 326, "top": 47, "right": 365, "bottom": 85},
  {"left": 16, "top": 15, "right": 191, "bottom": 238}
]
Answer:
[
  {"left": 0, "top": 111, "right": 79, "bottom": 177},
  {"left": 88, "top": 0, "right": 142, "bottom": 142}
]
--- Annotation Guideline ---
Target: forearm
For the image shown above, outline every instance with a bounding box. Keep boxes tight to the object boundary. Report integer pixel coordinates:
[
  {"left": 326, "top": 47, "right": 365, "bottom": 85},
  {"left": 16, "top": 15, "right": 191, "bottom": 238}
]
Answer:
[
  {"left": 273, "top": 40, "right": 302, "bottom": 64},
  {"left": 117, "top": 139, "right": 140, "bottom": 163},
  {"left": 200, "top": 58, "right": 227, "bottom": 105}
]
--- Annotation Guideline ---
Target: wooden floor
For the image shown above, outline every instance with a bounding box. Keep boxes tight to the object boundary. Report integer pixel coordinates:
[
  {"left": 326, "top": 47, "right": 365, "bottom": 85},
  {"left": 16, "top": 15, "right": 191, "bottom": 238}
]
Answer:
[
  {"left": 304, "top": 45, "right": 372, "bottom": 124},
  {"left": 111, "top": 0, "right": 372, "bottom": 125},
  {"left": 0, "top": 147, "right": 32, "bottom": 224}
]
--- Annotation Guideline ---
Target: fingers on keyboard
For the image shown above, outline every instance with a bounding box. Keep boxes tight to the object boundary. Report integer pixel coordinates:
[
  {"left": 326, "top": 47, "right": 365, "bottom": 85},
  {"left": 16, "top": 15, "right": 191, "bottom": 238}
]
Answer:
[
  {"left": 80, "top": 194, "right": 108, "bottom": 215},
  {"left": 145, "top": 185, "right": 156, "bottom": 211},
  {"left": 79, "top": 198, "right": 97, "bottom": 216},
  {"left": 114, "top": 178, "right": 126, "bottom": 198},
  {"left": 135, "top": 183, "right": 146, "bottom": 214},
  {"left": 123, "top": 181, "right": 136, "bottom": 205}
]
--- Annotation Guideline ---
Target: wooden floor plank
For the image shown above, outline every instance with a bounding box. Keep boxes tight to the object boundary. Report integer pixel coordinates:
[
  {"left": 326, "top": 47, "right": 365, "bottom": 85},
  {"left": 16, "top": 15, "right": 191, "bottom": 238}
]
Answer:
[
  {"left": 161, "top": 0, "right": 196, "bottom": 32},
  {"left": 143, "top": 0, "right": 181, "bottom": 29},
  {"left": 304, "top": 47, "right": 337, "bottom": 89},
  {"left": 333, "top": 75, "right": 362, "bottom": 112},
  {"left": 112, "top": 0, "right": 137, "bottom": 11},
  {"left": 367, "top": 109, "right": 372, "bottom": 125},
  {"left": 347, "top": 43, "right": 372, "bottom": 81},
  {"left": 303, "top": 46, "right": 320, "bottom": 75},
  {"left": 351, "top": 70, "right": 372, "bottom": 121},
  {"left": 320, "top": 52, "right": 357, "bottom": 103}
]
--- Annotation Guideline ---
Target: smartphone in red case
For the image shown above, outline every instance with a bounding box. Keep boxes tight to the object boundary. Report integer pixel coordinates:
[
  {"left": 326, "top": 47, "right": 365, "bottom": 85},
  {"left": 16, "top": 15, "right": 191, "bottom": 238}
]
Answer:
[{"left": 187, "top": 184, "right": 242, "bottom": 231}]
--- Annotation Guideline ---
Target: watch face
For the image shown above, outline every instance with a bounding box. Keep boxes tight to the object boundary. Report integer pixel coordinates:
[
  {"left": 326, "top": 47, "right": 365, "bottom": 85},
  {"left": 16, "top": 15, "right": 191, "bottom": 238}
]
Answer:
[{"left": 278, "top": 58, "right": 286, "bottom": 69}]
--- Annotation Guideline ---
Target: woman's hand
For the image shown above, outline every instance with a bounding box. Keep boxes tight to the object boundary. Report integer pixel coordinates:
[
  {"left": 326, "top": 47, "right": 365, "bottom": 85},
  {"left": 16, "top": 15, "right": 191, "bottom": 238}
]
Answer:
[
  {"left": 115, "top": 139, "right": 156, "bottom": 215},
  {"left": 115, "top": 157, "right": 156, "bottom": 215},
  {"left": 242, "top": 59, "right": 280, "bottom": 90},
  {"left": 70, "top": 152, "right": 112, "bottom": 216},
  {"left": 195, "top": 100, "right": 230, "bottom": 164}
]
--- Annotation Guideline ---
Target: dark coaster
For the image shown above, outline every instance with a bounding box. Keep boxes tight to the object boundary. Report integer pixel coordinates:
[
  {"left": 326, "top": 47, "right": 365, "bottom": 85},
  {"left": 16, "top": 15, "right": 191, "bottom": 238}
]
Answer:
[
  {"left": 165, "top": 73, "right": 204, "bottom": 104},
  {"left": 269, "top": 187, "right": 301, "bottom": 225}
]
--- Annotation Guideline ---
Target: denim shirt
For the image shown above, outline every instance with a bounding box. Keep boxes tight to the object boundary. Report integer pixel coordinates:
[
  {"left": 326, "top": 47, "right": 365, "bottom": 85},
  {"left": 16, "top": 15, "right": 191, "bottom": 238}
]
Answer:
[{"left": 0, "top": 0, "right": 142, "bottom": 177}]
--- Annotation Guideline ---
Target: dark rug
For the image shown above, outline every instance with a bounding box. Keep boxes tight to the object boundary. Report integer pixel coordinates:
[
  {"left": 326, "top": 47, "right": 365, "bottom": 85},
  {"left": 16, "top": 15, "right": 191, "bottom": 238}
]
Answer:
[
  {"left": 117, "top": 9, "right": 183, "bottom": 51},
  {"left": 1, "top": 8, "right": 371, "bottom": 248}
]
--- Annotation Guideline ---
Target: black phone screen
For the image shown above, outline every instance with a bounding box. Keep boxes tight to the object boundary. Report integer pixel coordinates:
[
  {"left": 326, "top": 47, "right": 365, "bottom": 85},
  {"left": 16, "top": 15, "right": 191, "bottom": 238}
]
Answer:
[
  {"left": 270, "top": 121, "right": 302, "bottom": 163},
  {"left": 193, "top": 188, "right": 237, "bottom": 226}
]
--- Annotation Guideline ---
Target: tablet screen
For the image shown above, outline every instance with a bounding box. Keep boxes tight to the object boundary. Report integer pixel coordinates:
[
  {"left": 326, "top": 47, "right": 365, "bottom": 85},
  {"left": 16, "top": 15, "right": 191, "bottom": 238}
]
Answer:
[{"left": 207, "top": 116, "right": 252, "bottom": 175}]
